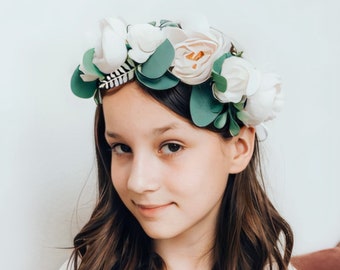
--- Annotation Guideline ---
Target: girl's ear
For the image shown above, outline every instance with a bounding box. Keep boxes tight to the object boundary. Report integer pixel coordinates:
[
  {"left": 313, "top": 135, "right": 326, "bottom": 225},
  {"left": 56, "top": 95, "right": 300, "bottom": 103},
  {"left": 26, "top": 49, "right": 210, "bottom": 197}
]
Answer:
[{"left": 228, "top": 127, "right": 256, "bottom": 174}]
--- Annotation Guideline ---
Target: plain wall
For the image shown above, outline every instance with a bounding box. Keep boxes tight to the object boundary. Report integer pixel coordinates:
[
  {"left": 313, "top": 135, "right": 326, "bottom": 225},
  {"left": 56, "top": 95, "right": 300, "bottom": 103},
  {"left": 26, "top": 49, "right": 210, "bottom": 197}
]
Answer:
[{"left": 1, "top": 0, "right": 339, "bottom": 269}]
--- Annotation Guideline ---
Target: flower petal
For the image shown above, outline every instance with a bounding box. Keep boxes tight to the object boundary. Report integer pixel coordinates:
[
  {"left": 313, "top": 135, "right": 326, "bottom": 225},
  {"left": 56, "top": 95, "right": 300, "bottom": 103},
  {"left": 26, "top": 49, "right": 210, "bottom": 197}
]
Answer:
[
  {"left": 127, "top": 23, "right": 166, "bottom": 63},
  {"left": 92, "top": 18, "right": 128, "bottom": 74},
  {"left": 241, "top": 72, "right": 282, "bottom": 125},
  {"left": 163, "top": 27, "right": 187, "bottom": 46},
  {"left": 105, "top": 17, "right": 127, "bottom": 39},
  {"left": 128, "top": 50, "right": 151, "bottom": 64}
]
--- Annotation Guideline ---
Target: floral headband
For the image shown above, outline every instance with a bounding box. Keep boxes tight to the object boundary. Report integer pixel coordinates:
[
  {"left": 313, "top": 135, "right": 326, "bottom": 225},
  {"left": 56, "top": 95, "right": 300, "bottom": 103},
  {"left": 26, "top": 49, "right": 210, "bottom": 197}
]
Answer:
[{"left": 71, "top": 17, "right": 283, "bottom": 136}]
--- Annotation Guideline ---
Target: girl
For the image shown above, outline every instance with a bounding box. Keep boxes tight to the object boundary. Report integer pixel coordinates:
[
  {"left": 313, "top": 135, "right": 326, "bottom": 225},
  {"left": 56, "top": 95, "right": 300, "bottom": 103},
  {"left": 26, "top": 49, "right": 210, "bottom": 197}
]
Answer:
[{"left": 66, "top": 16, "right": 294, "bottom": 270}]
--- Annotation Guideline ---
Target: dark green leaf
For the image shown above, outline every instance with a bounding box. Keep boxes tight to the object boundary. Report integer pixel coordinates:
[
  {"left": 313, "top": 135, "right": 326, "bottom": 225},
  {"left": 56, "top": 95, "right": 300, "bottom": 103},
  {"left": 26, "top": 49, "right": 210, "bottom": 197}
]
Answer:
[
  {"left": 140, "top": 39, "right": 174, "bottom": 79},
  {"left": 135, "top": 70, "right": 179, "bottom": 90},
  {"left": 212, "top": 53, "right": 227, "bottom": 74},
  {"left": 70, "top": 66, "right": 97, "bottom": 98},
  {"left": 190, "top": 82, "right": 223, "bottom": 127}
]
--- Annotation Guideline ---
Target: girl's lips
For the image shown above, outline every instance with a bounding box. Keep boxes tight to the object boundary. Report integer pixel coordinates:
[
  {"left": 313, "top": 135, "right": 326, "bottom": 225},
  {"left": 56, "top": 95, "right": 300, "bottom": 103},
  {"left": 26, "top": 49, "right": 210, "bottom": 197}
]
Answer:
[{"left": 134, "top": 202, "right": 174, "bottom": 217}]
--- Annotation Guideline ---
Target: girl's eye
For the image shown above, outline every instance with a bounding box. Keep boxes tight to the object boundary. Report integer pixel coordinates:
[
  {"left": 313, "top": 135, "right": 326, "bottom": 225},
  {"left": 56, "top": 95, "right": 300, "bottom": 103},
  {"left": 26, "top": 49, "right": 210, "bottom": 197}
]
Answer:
[
  {"left": 160, "top": 143, "right": 183, "bottom": 155},
  {"left": 111, "top": 144, "right": 132, "bottom": 154}
]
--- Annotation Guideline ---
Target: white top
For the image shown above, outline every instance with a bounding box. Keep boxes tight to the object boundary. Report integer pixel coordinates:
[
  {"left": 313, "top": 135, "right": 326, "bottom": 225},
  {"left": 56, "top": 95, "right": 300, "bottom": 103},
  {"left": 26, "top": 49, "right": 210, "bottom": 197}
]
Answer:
[{"left": 59, "top": 260, "right": 72, "bottom": 270}]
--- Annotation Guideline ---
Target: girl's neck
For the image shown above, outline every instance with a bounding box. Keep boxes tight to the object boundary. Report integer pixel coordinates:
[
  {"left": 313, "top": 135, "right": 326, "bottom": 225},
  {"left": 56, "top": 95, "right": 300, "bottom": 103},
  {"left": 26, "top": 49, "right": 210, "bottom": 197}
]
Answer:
[{"left": 154, "top": 227, "right": 215, "bottom": 270}]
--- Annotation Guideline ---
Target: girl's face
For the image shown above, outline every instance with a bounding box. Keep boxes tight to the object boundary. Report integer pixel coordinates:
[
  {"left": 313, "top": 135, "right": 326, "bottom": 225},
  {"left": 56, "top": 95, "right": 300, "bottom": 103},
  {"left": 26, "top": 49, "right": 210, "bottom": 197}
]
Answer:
[{"left": 103, "top": 82, "right": 239, "bottom": 243}]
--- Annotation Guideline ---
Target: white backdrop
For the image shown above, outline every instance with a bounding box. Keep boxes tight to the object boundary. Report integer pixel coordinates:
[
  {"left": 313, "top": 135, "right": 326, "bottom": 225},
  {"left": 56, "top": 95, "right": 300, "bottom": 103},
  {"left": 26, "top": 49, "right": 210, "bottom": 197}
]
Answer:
[{"left": 1, "top": 0, "right": 340, "bottom": 269}]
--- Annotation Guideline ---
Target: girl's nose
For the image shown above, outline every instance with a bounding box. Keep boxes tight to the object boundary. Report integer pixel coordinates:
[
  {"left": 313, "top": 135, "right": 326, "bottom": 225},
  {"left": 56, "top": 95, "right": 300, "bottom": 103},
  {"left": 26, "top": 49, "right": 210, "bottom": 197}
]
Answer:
[{"left": 127, "top": 152, "right": 161, "bottom": 194}]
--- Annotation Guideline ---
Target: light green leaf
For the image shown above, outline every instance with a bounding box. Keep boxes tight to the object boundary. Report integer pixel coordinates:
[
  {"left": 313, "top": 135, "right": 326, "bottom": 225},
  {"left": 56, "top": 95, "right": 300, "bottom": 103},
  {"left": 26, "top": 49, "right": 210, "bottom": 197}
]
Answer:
[
  {"left": 214, "top": 112, "right": 228, "bottom": 129},
  {"left": 135, "top": 70, "right": 179, "bottom": 90},
  {"left": 229, "top": 114, "right": 241, "bottom": 136},
  {"left": 236, "top": 111, "right": 247, "bottom": 122},
  {"left": 190, "top": 82, "right": 223, "bottom": 127},
  {"left": 140, "top": 39, "right": 174, "bottom": 79},
  {"left": 212, "top": 72, "right": 227, "bottom": 92},
  {"left": 82, "top": 48, "right": 104, "bottom": 79},
  {"left": 233, "top": 102, "right": 245, "bottom": 111},
  {"left": 70, "top": 66, "right": 97, "bottom": 98}
]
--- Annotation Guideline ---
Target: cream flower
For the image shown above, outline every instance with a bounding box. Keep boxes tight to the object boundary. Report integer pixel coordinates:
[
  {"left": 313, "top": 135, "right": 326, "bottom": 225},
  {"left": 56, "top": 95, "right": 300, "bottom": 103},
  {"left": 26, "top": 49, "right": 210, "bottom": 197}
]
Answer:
[
  {"left": 213, "top": 56, "right": 262, "bottom": 103},
  {"left": 166, "top": 17, "right": 231, "bottom": 85},
  {"left": 92, "top": 17, "right": 128, "bottom": 74},
  {"left": 239, "top": 73, "right": 283, "bottom": 126},
  {"left": 127, "top": 23, "right": 166, "bottom": 63}
]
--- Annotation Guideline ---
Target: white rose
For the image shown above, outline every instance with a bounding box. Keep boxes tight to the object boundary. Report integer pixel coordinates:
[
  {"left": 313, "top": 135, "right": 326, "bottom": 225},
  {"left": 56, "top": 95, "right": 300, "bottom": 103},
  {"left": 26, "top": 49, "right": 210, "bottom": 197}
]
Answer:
[
  {"left": 127, "top": 23, "right": 166, "bottom": 63},
  {"left": 92, "top": 17, "right": 128, "bottom": 74},
  {"left": 169, "top": 28, "right": 230, "bottom": 85},
  {"left": 239, "top": 73, "right": 283, "bottom": 126},
  {"left": 213, "top": 56, "right": 262, "bottom": 103}
]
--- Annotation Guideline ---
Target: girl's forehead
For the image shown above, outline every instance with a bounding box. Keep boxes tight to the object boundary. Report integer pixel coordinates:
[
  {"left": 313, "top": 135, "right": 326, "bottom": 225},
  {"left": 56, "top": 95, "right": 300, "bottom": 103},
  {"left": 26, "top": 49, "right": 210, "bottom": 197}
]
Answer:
[
  {"left": 102, "top": 83, "right": 222, "bottom": 143},
  {"left": 103, "top": 83, "right": 189, "bottom": 132}
]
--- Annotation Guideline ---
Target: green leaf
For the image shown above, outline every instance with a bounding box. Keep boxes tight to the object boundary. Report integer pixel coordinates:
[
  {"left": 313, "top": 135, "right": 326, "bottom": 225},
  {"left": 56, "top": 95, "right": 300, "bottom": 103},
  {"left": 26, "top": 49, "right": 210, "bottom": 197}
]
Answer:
[
  {"left": 212, "top": 72, "right": 227, "bottom": 92},
  {"left": 233, "top": 101, "right": 245, "bottom": 111},
  {"left": 190, "top": 82, "right": 223, "bottom": 127},
  {"left": 82, "top": 48, "right": 104, "bottom": 79},
  {"left": 135, "top": 70, "right": 179, "bottom": 90},
  {"left": 70, "top": 66, "right": 97, "bottom": 98},
  {"left": 160, "top": 19, "right": 180, "bottom": 28},
  {"left": 229, "top": 114, "right": 241, "bottom": 136},
  {"left": 236, "top": 111, "right": 247, "bottom": 122},
  {"left": 160, "top": 19, "right": 170, "bottom": 25},
  {"left": 211, "top": 53, "right": 233, "bottom": 93},
  {"left": 140, "top": 39, "right": 174, "bottom": 79},
  {"left": 212, "top": 53, "right": 227, "bottom": 74},
  {"left": 214, "top": 112, "right": 228, "bottom": 129}
]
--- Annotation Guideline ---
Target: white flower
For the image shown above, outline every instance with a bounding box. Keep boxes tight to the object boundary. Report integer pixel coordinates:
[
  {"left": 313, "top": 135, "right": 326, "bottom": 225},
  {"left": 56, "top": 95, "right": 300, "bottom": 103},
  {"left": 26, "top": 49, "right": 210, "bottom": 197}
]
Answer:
[
  {"left": 213, "top": 56, "right": 262, "bottom": 103},
  {"left": 92, "top": 17, "right": 128, "bottom": 74},
  {"left": 127, "top": 23, "right": 166, "bottom": 63},
  {"left": 165, "top": 17, "right": 231, "bottom": 85},
  {"left": 239, "top": 73, "right": 283, "bottom": 126}
]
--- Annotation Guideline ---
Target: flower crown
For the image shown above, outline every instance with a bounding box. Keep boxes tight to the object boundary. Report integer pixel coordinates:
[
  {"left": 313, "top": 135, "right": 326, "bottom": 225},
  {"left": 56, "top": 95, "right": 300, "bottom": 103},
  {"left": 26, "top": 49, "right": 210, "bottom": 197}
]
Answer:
[{"left": 71, "top": 17, "right": 283, "bottom": 136}]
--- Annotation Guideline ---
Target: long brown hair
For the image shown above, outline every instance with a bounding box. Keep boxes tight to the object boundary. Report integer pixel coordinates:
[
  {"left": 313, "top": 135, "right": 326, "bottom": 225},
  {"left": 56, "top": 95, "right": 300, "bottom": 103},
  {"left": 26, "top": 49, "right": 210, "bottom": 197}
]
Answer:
[{"left": 70, "top": 82, "right": 293, "bottom": 270}]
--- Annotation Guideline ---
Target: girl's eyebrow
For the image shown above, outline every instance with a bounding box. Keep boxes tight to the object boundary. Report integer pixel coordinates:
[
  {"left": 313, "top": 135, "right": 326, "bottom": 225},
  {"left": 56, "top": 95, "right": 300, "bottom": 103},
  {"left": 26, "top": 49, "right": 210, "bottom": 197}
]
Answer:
[
  {"left": 152, "top": 123, "right": 180, "bottom": 136},
  {"left": 105, "top": 131, "right": 120, "bottom": 139},
  {"left": 105, "top": 123, "right": 181, "bottom": 139}
]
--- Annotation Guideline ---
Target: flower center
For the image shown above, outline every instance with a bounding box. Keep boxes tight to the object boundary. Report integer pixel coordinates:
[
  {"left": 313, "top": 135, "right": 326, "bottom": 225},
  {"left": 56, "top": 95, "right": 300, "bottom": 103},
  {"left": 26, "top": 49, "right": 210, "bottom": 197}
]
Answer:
[
  {"left": 186, "top": 51, "right": 205, "bottom": 61},
  {"left": 186, "top": 51, "right": 205, "bottom": 69}
]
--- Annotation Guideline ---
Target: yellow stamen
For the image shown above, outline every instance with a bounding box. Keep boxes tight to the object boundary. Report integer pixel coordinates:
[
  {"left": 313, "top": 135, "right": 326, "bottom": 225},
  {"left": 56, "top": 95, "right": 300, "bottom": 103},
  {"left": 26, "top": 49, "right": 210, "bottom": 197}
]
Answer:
[{"left": 186, "top": 51, "right": 205, "bottom": 61}]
